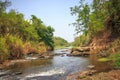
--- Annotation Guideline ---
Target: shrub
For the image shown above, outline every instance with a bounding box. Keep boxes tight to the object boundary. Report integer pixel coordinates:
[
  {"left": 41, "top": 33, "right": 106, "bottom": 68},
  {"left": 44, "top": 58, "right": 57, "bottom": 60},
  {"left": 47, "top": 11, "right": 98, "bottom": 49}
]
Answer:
[
  {"left": 109, "top": 52, "right": 120, "bottom": 69},
  {"left": 0, "top": 35, "right": 48, "bottom": 61},
  {"left": 5, "top": 35, "right": 24, "bottom": 59},
  {"left": 0, "top": 37, "right": 9, "bottom": 62},
  {"left": 98, "top": 58, "right": 111, "bottom": 62}
]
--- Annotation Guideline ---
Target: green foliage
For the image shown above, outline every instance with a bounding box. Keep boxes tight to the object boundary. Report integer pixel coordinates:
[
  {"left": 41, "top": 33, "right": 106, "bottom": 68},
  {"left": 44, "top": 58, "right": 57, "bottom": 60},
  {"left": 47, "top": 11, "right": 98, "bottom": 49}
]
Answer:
[
  {"left": 6, "top": 35, "right": 24, "bottom": 59},
  {"left": 0, "top": 38, "right": 9, "bottom": 62},
  {"left": 71, "top": 0, "right": 103, "bottom": 46},
  {"left": 31, "top": 15, "right": 55, "bottom": 49},
  {"left": 92, "top": 0, "right": 120, "bottom": 34},
  {"left": 53, "top": 37, "right": 69, "bottom": 48},
  {"left": 0, "top": 0, "right": 11, "bottom": 12},
  {"left": 98, "top": 58, "right": 111, "bottom": 62},
  {"left": 71, "top": 0, "right": 90, "bottom": 34},
  {"left": 71, "top": 0, "right": 120, "bottom": 46},
  {"left": 72, "top": 33, "right": 90, "bottom": 46},
  {"left": 0, "top": 37, "right": 9, "bottom": 58},
  {"left": 109, "top": 52, "right": 120, "bottom": 69},
  {"left": 72, "top": 36, "right": 81, "bottom": 46},
  {"left": 0, "top": 1, "right": 55, "bottom": 61},
  {"left": 6, "top": 35, "right": 23, "bottom": 46},
  {"left": 0, "top": 35, "right": 24, "bottom": 60}
]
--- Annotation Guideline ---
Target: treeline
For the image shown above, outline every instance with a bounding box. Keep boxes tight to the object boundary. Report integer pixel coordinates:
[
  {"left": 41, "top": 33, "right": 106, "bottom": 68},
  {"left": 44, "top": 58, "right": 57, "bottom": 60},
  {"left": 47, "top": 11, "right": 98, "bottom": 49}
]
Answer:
[
  {"left": 71, "top": 0, "right": 120, "bottom": 46},
  {"left": 71, "top": 0, "right": 120, "bottom": 68},
  {"left": 0, "top": 0, "right": 54, "bottom": 61},
  {"left": 53, "top": 37, "right": 69, "bottom": 48}
]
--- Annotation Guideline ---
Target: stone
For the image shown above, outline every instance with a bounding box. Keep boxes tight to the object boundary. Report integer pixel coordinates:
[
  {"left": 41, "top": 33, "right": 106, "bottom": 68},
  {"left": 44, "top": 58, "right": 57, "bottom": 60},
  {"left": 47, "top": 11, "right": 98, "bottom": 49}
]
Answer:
[
  {"left": 87, "top": 65, "right": 95, "bottom": 69},
  {"left": 0, "top": 70, "right": 9, "bottom": 77},
  {"left": 11, "top": 71, "right": 22, "bottom": 76}
]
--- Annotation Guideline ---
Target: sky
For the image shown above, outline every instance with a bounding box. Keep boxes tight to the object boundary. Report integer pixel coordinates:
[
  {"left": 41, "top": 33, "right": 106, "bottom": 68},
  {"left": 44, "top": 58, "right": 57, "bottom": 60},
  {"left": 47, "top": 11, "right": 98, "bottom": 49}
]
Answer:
[{"left": 7, "top": 0, "right": 91, "bottom": 42}]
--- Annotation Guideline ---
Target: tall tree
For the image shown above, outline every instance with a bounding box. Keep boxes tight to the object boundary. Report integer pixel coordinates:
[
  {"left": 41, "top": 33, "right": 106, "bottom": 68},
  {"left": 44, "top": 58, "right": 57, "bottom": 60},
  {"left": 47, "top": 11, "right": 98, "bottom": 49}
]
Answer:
[
  {"left": 70, "top": 0, "right": 90, "bottom": 34},
  {"left": 0, "top": 0, "right": 11, "bottom": 12},
  {"left": 31, "top": 15, "right": 54, "bottom": 50}
]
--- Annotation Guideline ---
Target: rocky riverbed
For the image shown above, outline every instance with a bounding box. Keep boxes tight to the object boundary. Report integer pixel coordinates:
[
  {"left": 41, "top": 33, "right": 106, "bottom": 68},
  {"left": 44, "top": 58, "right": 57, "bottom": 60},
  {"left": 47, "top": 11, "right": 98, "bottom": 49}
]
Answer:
[
  {"left": 66, "top": 69, "right": 120, "bottom": 80},
  {"left": 0, "top": 48, "right": 116, "bottom": 80},
  {"left": 0, "top": 48, "right": 90, "bottom": 80}
]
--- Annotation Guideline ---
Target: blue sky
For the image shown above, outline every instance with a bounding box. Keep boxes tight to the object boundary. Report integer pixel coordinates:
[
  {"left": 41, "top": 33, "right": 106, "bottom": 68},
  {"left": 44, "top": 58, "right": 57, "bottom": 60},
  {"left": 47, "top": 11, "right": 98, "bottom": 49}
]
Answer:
[{"left": 8, "top": 0, "right": 91, "bottom": 42}]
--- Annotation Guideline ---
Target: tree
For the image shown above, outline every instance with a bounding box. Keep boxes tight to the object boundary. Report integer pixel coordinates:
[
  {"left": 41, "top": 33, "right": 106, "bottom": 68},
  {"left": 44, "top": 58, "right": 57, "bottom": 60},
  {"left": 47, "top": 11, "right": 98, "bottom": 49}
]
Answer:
[
  {"left": 53, "top": 37, "right": 69, "bottom": 47},
  {"left": 92, "top": 0, "right": 120, "bottom": 34},
  {"left": 31, "top": 15, "right": 55, "bottom": 50},
  {"left": 70, "top": 0, "right": 90, "bottom": 34},
  {"left": 0, "top": 0, "right": 55, "bottom": 61},
  {"left": 0, "top": 0, "right": 11, "bottom": 12}
]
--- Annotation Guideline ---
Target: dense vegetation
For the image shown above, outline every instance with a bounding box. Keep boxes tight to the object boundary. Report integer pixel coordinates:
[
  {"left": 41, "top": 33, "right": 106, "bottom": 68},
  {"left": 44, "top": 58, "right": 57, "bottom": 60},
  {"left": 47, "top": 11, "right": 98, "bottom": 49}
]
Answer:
[
  {"left": 0, "top": 0, "right": 54, "bottom": 61},
  {"left": 53, "top": 37, "right": 69, "bottom": 49},
  {"left": 71, "top": 0, "right": 120, "bottom": 46},
  {"left": 71, "top": 0, "right": 120, "bottom": 68}
]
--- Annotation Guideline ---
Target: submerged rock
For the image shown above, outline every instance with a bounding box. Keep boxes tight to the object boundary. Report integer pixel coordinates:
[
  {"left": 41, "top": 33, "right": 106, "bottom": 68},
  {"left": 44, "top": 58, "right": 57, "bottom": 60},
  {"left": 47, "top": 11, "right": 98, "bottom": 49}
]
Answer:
[
  {"left": 87, "top": 65, "right": 95, "bottom": 69},
  {"left": 61, "top": 54, "right": 65, "bottom": 57},
  {"left": 39, "top": 55, "right": 52, "bottom": 59},
  {"left": 0, "top": 70, "right": 10, "bottom": 77},
  {"left": 12, "top": 71, "right": 22, "bottom": 75}
]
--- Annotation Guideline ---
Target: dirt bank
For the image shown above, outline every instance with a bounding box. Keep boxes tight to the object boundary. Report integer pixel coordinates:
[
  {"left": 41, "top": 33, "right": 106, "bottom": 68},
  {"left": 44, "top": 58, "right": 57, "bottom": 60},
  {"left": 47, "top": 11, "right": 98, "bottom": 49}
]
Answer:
[
  {"left": 0, "top": 59, "right": 29, "bottom": 69},
  {"left": 66, "top": 69, "right": 120, "bottom": 80}
]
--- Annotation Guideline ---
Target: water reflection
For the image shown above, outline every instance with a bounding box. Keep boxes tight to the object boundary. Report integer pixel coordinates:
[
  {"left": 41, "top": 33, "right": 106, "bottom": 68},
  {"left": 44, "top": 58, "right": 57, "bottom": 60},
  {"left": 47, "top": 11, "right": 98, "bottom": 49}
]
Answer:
[
  {"left": 2, "top": 49, "right": 112, "bottom": 80},
  {"left": 4, "top": 49, "right": 89, "bottom": 80},
  {"left": 7, "top": 59, "right": 53, "bottom": 73},
  {"left": 89, "top": 54, "right": 112, "bottom": 72}
]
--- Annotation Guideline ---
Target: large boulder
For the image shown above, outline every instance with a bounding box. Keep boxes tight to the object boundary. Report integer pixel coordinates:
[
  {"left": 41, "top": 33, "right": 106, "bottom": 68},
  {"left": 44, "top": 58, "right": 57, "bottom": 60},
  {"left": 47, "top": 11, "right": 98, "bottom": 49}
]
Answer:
[
  {"left": 68, "top": 47, "right": 90, "bottom": 57},
  {"left": 71, "top": 47, "right": 90, "bottom": 53},
  {"left": 67, "top": 51, "right": 90, "bottom": 56}
]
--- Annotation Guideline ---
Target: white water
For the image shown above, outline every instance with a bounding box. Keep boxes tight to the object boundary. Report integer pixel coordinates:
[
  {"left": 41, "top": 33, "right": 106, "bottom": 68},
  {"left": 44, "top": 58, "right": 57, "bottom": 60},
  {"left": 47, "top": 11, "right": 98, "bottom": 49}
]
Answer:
[
  {"left": 25, "top": 57, "right": 38, "bottom": 60},
  {"left": 2, "top": 49, "right": 89, "bottom": 80},
  {"left": 26, "top": 68, "right": 65, "bottom": 78}
]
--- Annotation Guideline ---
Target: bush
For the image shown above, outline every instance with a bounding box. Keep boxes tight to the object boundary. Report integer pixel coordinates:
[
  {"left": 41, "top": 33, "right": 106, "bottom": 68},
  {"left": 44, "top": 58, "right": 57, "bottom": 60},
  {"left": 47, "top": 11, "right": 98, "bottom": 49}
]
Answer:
[
  {"left": 98, "top": 58, "right": 111, "bottom": 62},
  {"left": 0, "top": 37, "right": 9, "bottom": 62},
  {"left": 0, "top": 37, "right": 8, "bottom": 54},
  {"left": 109, "top": 52, "right": 120, "bottom": 69},
  {"left": 5, "top": 35, "right": 24, "bottom": 59},
  {"left": 0, "top": 35, "right": 48, "bottom": 61}
]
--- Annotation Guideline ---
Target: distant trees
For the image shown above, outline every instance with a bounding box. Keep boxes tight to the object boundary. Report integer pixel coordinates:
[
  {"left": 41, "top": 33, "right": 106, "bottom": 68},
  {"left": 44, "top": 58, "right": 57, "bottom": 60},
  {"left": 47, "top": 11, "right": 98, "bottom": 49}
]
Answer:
[
  {"left": 72, "top": 34, "right": 88, "bottom": 46},
  {"left": 53, "top": 37, "right": 69, "bottom": 47}
]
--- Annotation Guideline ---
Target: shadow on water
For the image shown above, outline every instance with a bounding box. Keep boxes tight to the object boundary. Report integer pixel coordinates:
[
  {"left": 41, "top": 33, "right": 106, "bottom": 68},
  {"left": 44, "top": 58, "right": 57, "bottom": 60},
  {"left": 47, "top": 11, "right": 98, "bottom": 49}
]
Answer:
[{"left": 89, "top": 54, "right": 112, "bottom": 72}]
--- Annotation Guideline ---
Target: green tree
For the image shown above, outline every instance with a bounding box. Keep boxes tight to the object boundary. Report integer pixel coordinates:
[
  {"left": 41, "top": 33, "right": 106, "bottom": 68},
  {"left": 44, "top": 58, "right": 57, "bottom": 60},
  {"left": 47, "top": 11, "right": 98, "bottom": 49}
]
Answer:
[
  {"left": 92, "top": 0, "right": 120, "bottom": 34},
  {"left": 54, "top": 37, "right": 69, "bottom": 47},
  {"left": 70, "top": 0, "right": 90, "bottom": 34},
  {"left": 31, "top": 15, "right": 55, "bottom": 50},
  {"left": 0, "top": 0, "right": 11, "bottom": 12},
  {"left": 0, "top": 0, "right": 55, "bottom": 61}
]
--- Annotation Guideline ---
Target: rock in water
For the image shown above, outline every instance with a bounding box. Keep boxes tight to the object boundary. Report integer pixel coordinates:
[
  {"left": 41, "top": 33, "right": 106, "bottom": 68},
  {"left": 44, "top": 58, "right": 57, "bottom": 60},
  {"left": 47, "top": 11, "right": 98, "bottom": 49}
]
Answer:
[{"left": 87, "top": 65, "right": 95, "bottom": 69}]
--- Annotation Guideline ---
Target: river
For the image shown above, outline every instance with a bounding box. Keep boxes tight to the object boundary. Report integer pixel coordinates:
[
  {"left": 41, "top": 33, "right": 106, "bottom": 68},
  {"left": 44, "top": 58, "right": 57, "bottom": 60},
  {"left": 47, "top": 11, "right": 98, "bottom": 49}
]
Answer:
[{"left": 0, "top": 48, "right": 111, "bottom": 80}]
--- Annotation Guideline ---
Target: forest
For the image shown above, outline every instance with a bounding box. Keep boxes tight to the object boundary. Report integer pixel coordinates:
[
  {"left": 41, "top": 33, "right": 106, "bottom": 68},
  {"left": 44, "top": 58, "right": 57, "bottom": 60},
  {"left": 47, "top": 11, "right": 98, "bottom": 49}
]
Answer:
[
  {"left": 0, "top": 0, "right": 69, "bottom": 62},
  {"left": 72, "top": 0, "right": 120, "bottom": 46},
  {"left": 71, "top": 0, "right": 120, "bottom": 69}
]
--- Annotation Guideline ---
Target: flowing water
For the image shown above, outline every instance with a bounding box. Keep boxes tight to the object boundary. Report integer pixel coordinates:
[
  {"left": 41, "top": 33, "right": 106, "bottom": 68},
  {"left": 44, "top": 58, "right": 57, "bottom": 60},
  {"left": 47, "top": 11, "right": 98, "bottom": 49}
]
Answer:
[{"left": 1, "top": 48, "right": 111, "bottom": 80}]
